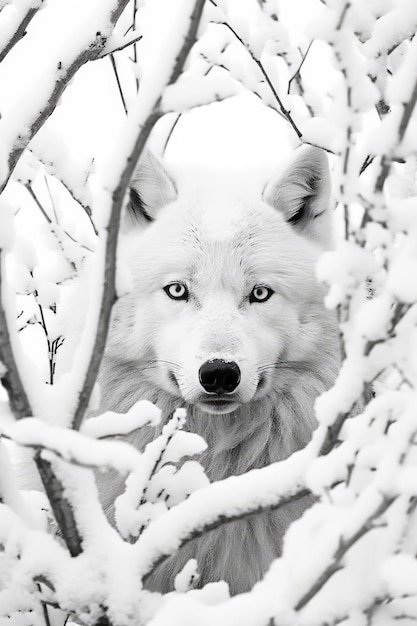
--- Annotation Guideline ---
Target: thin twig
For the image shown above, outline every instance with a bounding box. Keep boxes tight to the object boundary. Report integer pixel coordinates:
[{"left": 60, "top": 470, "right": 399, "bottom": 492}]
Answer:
[
  {"left": 209, "top": 0, "right": 301, "bottom": 136},
  {"left": 132, "top": 0, "right": 140, "bottom": 92},
  {"left": 162, "top": 113, "right": 182, "bottom": 155},
  {"left": 288, "top": 41, "right": 313, "bottom": 94},
  {"left": 25, "top": 184, "right": 93, "bottom": 253},
  {"left": 41, "top": 164, "right": 98, "bottom": 236},
  {"left": 99, "top": 33, "right": 142, "bottom": 58},
  {"left": 110, "top": 54, "right": 128, "bottom": 115}
]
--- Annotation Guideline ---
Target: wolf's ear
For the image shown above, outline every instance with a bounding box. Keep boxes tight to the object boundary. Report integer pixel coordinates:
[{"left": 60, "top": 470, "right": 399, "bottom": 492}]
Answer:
[
  {"left": 127, "top": 151, "right": 177, "bottom": 227},
  {"left": 263, "top": 146, "right": 332, "bottom": 247}
]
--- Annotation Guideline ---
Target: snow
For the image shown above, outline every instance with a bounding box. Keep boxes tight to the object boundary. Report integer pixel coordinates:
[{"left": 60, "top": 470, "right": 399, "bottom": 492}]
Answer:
[
  {"left": 81, "top": 400, "right": 161, "bottom": 439},
  {"left": 134, "top": 447, "right": 311, "bottom": 578},
  {"left": 387, "top": 256, "right": 417, "bottom": 303},
  {"left": 0, "top": 198, "right": 15, "bottom": 250},
  {"left": 2, "top": 0, "right": 417, "bottom": 625},
  {"left": 1, "top": 417, "right": 144, "bottom": 474},
  {"left": 174, "top": 559, "right": 199, "bottom": 593},
  {"left": 162, "top": 74, "right": 239, "bottom": 113}
]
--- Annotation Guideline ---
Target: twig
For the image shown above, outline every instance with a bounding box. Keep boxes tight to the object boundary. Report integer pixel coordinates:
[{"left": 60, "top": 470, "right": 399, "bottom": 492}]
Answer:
[
  {"left": 398, "top": 74, "right": 417, "bottom": 142},
  {"left": 132, "top": 0, "right": 140, "bottom": 92},
  {"left": 162, "top": 113, "right": 182, "bottom": 155},
  {"left": 110, "top": 54, "right": 128, "bottom": 115},
  {"left": 288, "top": 41, "right": 313, "bottom": 94},
  {"left": 142, "top": 487, "right": 314, "bottom": 585},
  {"left": 34, "top": 453, "right": 83, "bottom": 556},
  {"left": 373, "top": 71, "right": 417, "bottom": 194},
  {"left": 294, "top": 493, "right": 393, "bottom": 611},
  {"left": 208, "top": 0, "right": 301, "bottom": 136},
  {"left": 71, "top": 0, "right": 206, "bottom": 431},
  {"left": 0, "top": 253, "right": 32, "bottom": 417},
  {"left": 99, "top": 33, "right": 142, "bottom": 58},
  {"left": 25, "top": 184, "right": 93, "bottom": 253},
  {"left": 36, "top": 584, "right": 52, "bottom": 626},
  {"left": 0, "top": 253, "right": 83, "bottom": 557},
  {"left": 41, "top": 164, "right": 98, "bottom": 237}
]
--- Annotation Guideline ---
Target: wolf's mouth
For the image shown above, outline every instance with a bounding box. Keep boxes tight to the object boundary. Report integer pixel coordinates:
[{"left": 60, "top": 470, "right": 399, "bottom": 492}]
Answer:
[{"left": 196, "top": 397, "right": 239, "bottom": 415}]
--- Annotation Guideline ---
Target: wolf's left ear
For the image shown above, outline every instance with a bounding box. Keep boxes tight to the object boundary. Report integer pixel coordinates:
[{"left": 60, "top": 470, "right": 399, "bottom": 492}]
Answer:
[
  {"left": 127, "top": 150, "right": 177, "bottom": 227},
  {"left": 263, "top": 146, "right": 332, "bottom": 248}
]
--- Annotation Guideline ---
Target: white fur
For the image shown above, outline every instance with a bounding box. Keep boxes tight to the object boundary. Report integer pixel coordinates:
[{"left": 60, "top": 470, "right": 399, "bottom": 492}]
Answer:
[{"left": 97, "top": 147, "right": 340, "bottom": 594}]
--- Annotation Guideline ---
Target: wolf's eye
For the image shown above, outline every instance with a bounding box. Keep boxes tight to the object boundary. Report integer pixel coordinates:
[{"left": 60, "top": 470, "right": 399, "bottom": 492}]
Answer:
[
  {"left": 164, "top": 282, "right": 189, "bottom": 301},
  {"left": 249, "top": 284, "right": 274, "bottom": 303}
]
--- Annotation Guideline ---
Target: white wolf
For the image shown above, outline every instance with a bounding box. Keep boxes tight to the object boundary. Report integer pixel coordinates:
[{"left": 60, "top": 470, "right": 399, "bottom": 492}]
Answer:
[{"left": 97, "top": 146, "right": 340, "bottom": 594}]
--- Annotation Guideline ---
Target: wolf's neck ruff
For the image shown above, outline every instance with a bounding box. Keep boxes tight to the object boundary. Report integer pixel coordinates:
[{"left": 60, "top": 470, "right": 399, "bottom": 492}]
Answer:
[{"left": 97, "top": 146, "right": 340, "bottom": 594}]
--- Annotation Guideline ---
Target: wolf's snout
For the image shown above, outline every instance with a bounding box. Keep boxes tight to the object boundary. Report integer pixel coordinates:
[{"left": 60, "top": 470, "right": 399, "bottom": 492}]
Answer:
[{"left": 198, "top": 359, "right": 241, "bottom": 395}]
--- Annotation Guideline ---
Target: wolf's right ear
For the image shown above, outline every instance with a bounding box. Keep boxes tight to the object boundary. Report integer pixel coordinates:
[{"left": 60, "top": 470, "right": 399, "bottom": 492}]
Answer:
[
  {"left": 263, "top": 146, "right": 332, "bottom": 248},
  {"left": 126, "top": 151, "right": 177, "bottom": 227}
]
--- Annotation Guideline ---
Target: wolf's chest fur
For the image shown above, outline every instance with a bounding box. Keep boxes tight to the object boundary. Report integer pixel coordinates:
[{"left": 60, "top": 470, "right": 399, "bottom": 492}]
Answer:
[{"left": 98, "top": 343, "right": 338, "bottom": 594}]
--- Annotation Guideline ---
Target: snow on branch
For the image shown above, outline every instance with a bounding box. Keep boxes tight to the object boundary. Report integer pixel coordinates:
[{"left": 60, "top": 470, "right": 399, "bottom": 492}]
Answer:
[
  {"left": 0, "top": 0, "right": 46, "bottom": 64},
  {"left": 0, "top": 0, "right": 130, "bottom": 194},
  {"left": 2, "top": 1, "right": 417, "bottom": 625},
  {"left": 71, "top": 0, "right": 206, "bottom": 431}
]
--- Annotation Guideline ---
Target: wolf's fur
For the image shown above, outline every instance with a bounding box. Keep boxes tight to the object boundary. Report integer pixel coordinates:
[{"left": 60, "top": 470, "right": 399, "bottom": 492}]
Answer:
[{"left": 96, "top": 147, "right": 340, "bottom": 594}]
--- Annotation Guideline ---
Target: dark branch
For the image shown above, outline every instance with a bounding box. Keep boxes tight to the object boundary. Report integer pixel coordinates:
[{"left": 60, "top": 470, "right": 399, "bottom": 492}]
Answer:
[
  {"left": 99, "top": 33, "right": 143, "bottom": 58},
  {"left": 143, "top": 487, "right": 314, "bottom": 584},
  {"left": 71, "top": 0, "right": 206, "bottom": 431},
  {"left": 294, "top": 494, "right": 393, "bottom": 611},
  {"left": 0, "top": 2, "right": 45, "bottom": 64},
  {"left": 0, "top": 0, "right": 130, "bottom": 194}
]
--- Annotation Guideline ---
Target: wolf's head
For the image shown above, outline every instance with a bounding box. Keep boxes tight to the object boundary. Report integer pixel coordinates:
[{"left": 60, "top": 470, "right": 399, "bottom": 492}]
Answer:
[{"left": 105, "top": 147, "right": 337, "bottom": 417}]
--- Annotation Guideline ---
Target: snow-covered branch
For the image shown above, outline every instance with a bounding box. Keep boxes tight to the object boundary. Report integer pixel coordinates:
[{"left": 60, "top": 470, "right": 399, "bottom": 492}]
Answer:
[
  {"left": 71, "top": 0, "right": 206, "bottom": 431},
  {"left": 0, "top": 0, "right": 45, "bottom": 64},
  {"left": 0, "top": 0, "right": 130, "bottom": 194},
  {"left": 2, "top": 1, "right": 417, "bottom": 625}
]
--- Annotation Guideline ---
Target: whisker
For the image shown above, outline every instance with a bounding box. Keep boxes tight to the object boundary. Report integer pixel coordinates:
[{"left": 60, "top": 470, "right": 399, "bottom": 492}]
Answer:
[{"left": 257, "top": 360, "right": 312, "bottom": 373}]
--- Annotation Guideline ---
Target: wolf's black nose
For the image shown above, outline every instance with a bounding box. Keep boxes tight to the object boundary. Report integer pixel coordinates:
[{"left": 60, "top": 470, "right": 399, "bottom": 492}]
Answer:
[{"left": 199, "top": 359, "right": 241, "bottom": 395}]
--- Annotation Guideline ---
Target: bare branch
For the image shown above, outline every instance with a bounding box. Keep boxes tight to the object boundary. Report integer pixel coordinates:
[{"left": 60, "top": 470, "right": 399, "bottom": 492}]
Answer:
[
  {"left": 110, "top": 53, "right": 129, "bottom": 115},
  {"left": 0, "top": 254, "right": 32, "bottom": 418}
]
